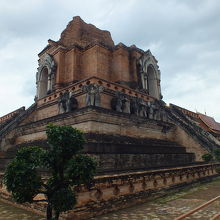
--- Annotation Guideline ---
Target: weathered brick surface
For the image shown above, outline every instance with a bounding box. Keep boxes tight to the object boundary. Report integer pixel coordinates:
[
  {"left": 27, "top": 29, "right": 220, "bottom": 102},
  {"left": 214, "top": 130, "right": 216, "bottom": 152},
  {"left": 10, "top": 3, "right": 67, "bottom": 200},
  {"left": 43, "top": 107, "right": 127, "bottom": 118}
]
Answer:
[
  {"left": 38, "top": 17, "right": 144, "bottom": 90},
  {"left": 59, "top": 16, "right": 114, "bottom": 48},
  {"left": 0, "top": 106, "right": 208, "bottom": 172}
]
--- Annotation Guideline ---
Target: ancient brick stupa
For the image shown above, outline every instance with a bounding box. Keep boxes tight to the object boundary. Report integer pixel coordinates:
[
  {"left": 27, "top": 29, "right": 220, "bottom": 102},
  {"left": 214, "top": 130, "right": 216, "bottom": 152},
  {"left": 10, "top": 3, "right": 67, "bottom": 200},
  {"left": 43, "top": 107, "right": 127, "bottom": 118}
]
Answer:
[{"left": 0, "top": 16, "right": 218, "bottom": 173}]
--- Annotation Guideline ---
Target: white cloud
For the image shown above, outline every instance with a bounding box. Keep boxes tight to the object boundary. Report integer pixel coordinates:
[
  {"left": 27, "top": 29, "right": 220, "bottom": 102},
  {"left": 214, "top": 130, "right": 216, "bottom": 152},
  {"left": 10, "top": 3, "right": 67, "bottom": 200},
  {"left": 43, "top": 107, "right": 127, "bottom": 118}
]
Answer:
[{"left": 0, "top": 0, "right": 220, "bottom": 122}]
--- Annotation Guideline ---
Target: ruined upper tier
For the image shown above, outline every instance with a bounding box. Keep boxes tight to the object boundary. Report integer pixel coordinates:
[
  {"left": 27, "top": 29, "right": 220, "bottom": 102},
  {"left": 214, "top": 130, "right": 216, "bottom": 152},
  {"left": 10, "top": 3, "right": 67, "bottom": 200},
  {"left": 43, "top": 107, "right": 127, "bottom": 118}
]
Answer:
[
  {"left": 58, "top": 16, "right": 115, "bottom": 48},
  {"left": 37, "top": 16, "right": 162, "bottom": 100}
]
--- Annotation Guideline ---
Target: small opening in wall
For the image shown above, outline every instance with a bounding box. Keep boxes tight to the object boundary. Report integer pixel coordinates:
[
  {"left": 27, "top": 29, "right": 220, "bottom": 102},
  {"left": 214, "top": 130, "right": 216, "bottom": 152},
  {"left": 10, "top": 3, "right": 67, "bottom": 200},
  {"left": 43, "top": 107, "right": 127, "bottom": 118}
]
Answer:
[
  {"left": 115, "top": 86, "right": 118, "bottom": 90},
  {"left": 129, "top": 183, "right": 134, "bottom": 193},
  {"left": 98, "top": 80, "right": 102, "bottom": 85},
  {"left": 86, "top": 81, "right": 90, "bottom": 85},
  {"left": 72, "top": 87, "right": 75, "bottom": 91},
  {"left": 122, "top": 89, "right": 125, "bottom": 93},
  {"left": 107, "top": 83, "right": 110, "bottom": 87},
  {"left": 79, "top": 84, "right": 82, "bottom": 88},
  {"left": 94, "top": 189, "right": 103, "bottom": 200},
  {"left": 54, "top": 94, "right": 57, "bottom": 98},
  {"left": 59, "top": 92, "right": 63, "bottom": 96},
  {"left": 49, "top": 97, "right": 51, "bottom": 100},
  {"left": 135, "top": 93, "right": 138, "bottom": 96},
  {"left": 113, "top": 186, "right": 120, "bottom": 196},
  {"left": 163, "top": 178, "right": 167, "bottom": 185},
  {"left": 141, "top": 95, "right": 144, "bottom": 98},
  {"left": 129, "top": 90, "right": 132, "bottom": 94},
  {"left": 44, "top": 99, "right": 46, "bottom": 102}
]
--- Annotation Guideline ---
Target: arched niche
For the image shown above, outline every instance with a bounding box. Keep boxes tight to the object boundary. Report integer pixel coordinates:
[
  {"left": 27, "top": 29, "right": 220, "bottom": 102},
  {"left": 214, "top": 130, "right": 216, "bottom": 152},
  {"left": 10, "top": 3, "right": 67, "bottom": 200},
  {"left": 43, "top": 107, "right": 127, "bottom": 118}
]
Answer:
[
  {"left": 38, "top": 67, "right": 49, "bottom": 99},
  {"left": 137, "top": 50, "right": 161, "bottom": 100},
  {"left": 147, "top": 65, "right": 158, "bottom": 98},
  {"left": 36, "top": 53, "right": 56, "bottom": 100}
]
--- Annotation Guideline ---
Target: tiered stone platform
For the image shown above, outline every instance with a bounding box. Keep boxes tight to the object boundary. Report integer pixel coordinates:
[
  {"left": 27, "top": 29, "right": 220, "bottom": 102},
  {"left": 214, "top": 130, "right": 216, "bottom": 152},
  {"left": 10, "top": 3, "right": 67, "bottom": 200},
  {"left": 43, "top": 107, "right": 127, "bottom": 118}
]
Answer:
[
  {"left": 84, "top": 133, "right": 195, "bottom": 173},
  {"left": 0, "top": 132, "right": 195, "bottom": 173},
  {"left": 0, "top": 105, "right": 196, "bottom": 173}
]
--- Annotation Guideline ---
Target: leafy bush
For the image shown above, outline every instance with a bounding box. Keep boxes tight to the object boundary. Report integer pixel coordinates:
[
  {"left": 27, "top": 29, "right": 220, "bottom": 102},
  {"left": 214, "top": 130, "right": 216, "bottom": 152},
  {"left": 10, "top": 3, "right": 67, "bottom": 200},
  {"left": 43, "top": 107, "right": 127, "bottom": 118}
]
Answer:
[
  {"left": 214, "top": 148, "right": 220, "bottom": 162},
  {"left": 215, "top": 167, "right": 220, "bottom": 174},
  {"left": 201, "top": 153, "right": 213, "bottom": 163}
]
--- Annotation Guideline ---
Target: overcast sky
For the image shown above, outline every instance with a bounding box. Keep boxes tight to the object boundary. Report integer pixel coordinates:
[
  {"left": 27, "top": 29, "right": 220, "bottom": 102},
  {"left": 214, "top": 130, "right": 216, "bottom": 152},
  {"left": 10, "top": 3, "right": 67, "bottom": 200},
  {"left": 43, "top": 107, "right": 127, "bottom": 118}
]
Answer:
[{"left": 0, "top": 0, "right": 220, "bottom": 121}]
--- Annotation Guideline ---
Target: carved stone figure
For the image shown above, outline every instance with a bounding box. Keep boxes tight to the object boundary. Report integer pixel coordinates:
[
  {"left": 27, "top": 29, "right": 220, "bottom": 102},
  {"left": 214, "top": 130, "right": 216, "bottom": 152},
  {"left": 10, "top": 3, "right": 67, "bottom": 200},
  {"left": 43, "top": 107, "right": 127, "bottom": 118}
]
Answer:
[
  {"left": 58, "top": 91, "right": 69, "bottom": 114},
  {"left": 116, "top": 97, "right": 123, "bottom": 112},
  {"left": 82, "top": 84, "right": 104, "bottom": 107},
  {"left": 111, "top": 92, "right": 130, "bottom": 113},
  {"left": 154, "top": 105, "right": 160, "bottom": 120},
  {"left": 147, "top": 100, "right": 168, "bottom": 121},
  {"left": 138, "top": 98, "right": 148, "bottom": 117},
  {"left": 58, "top": 91, "right": 78, "bottom": 114},
  {"left": 68, "top": 93, "right": 78, "bottom": 112},
  {"left": 111, "top": 97, "right": 118, "bottom": 111},
  {"left": 130, "top": 97, "right": 139, "bottom": 116},
  {"left": 112, "top": 92, "right": 124, "bottom": 112},
  {"left": 111, "top": 92, "right": 168, "bottom": 121},
  {"left": 149, "top": 102, "right": 155, "bottom": 119},
  {"left": 123, "top": 97, "right": 131, "bottom": 114}
]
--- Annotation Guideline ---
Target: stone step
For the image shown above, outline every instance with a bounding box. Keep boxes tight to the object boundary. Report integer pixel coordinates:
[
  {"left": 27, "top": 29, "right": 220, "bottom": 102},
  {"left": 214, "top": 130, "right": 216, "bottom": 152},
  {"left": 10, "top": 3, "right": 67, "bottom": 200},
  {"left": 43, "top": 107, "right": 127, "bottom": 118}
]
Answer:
[
  {"left": 85, "top": 133, "right": 180, "bottom": 146},
  {"left": 95, "top": 153, "right": 195, "bottom": 173},
  {"left": 84, "top": 142, "right": 187, "bottom": 154}
]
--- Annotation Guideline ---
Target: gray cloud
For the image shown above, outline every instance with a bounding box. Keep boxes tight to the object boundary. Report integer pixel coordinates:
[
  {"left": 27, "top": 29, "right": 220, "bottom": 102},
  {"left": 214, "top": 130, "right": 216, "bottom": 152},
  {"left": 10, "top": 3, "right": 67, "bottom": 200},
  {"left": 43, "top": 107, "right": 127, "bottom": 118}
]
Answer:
[{"left": 0, "top": 0, "right": 220, "bottom": 121}]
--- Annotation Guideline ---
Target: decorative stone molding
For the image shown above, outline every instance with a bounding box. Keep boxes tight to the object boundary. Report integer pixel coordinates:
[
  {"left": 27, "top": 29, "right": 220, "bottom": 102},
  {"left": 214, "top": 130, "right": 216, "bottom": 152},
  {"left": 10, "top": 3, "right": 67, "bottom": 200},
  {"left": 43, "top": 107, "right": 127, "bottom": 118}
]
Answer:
[
  {"left": 72, "top": 163, "right": 219, "bottom": 219},
  {"left": 1, "top": 164, "right": 218, "bottom": 219},
  {"left": 37, "top": 76, "right": 154, "bottom": 106}
]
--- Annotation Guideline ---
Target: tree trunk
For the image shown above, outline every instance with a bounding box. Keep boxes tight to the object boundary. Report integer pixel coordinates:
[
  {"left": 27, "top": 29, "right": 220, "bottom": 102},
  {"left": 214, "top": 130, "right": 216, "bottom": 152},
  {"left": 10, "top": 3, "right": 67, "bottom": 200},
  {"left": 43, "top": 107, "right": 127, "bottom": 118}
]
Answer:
[
  {"left": 47, "top": 203, "right": 52, "bottom": 220},
  {"left": 55, "top": 211, "right": 60, "bottom": 220}
]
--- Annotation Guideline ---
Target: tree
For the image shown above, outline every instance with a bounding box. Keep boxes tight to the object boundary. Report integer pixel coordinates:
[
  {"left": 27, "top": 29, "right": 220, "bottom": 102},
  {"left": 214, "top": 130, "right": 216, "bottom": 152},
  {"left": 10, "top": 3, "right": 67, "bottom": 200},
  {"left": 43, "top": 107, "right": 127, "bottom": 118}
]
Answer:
[
  {"left": 3, "top": 124, "right": 97, "bottom": 220},
  {"left": 201, "top": 153, "right": 213, "bottom": 163},
  {"left": 214, "top": 148, "right": 220, "bottom": 162}
]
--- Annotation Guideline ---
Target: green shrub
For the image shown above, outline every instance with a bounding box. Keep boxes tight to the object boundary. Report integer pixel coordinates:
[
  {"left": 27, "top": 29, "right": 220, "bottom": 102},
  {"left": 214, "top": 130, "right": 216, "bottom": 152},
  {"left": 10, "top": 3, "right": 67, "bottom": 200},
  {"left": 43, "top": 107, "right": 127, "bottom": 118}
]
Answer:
[
  {"left": 201, "top": 153, "right": 213, "bottom": 162},
  {"left": 214, "top": 148, "right": 220, "bottom": 162},
  {"left": 215, "top": 167, "right": 220, "bottom": 174}
]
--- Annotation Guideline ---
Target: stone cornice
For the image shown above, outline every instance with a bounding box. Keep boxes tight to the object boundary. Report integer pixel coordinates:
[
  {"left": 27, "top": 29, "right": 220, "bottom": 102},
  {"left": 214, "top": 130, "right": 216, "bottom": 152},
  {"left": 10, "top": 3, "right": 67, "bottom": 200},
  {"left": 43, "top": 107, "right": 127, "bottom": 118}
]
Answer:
[{"left": 37, "top": 76, "right": 155, "bottom": 107}]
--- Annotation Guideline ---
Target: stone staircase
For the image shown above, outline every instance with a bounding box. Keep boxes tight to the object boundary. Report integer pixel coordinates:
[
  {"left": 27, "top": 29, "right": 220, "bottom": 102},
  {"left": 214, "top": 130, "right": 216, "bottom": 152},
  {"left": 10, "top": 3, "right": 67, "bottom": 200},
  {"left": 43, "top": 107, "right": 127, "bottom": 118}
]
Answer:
[
  {"left": 0, "top": 103, "right": 37, "bottom": 171},
  {"left": 0, "top": 110, "right": 24, "bottom": 131},
  {"left": 0, "top": 103, "right": 36, "bottom": 139},
  {"left": 166, "top": 104, "right": 219, "bottom": 152}
]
